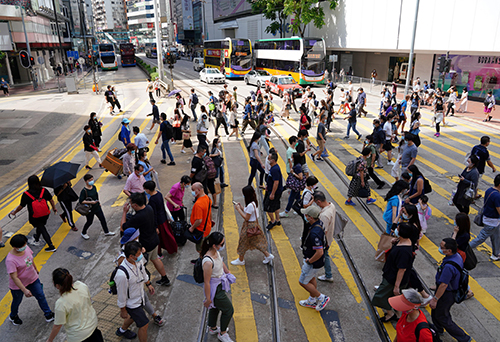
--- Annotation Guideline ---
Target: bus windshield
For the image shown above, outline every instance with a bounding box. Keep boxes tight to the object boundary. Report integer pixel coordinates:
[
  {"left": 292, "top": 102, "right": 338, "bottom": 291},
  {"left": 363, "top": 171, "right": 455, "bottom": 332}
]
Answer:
[
  {"left": 231, "top": 39, "right": 251, "bottom": 71},
  {"left": 301, "top": 39, "right": 325, "bottom": 77},
  {"left": 101, "top": 55, "right": 115, "bottom": 64},
  {"left": 120, "top": 44, "right": 134, "bottom": 55},
  {"left": 99, "top": 44, "right": 114, "bottom": 52}
]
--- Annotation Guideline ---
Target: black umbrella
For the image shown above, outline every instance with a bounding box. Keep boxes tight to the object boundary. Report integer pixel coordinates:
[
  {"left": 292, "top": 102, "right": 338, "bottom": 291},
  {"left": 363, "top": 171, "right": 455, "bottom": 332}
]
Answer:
[{"left": 41, "top": 162, "right": 81, "bottom": 189}]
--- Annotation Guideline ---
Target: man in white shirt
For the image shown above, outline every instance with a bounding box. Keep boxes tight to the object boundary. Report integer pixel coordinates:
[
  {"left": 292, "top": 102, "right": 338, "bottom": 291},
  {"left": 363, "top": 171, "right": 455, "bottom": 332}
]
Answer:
[
  {"left": 314, "top": 191, "right": 336, "bottom": 282},
  {"left": 133, "top": 126, "right": 149, "bottom": 150},
  {"left": 115, "top": 241, "right": 155, "bottom": 341},
  {"left": 383, "top": 114, "right": 395, "bottom": 165}
]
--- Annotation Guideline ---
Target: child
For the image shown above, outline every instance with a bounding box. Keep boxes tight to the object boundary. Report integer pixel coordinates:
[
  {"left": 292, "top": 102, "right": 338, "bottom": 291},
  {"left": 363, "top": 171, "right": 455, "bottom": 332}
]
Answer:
[{"left": 417, "top": 195, "right": 432, "bottom": 234}]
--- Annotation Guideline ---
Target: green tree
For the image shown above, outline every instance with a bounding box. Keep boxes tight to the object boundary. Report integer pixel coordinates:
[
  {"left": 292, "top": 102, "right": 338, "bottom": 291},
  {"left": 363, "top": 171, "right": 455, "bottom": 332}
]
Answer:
[
  {"left": 249, "top": 0, "right": 287, "bottom": 38},
  {"left": 284, "top": 0, "right": 339, "bottom": 38},
  {"left": 0, "top": 51, "right": 5, "bottom": 68}
]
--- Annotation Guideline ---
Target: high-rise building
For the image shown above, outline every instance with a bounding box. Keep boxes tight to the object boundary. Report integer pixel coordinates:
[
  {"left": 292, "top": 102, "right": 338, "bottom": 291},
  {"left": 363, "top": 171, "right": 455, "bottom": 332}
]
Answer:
[
  {"left": 126, "top": 0, "right": 156, "bottom": 41},
  {"left": 91, "top": 0, "right": 127, "bottom": 32}
]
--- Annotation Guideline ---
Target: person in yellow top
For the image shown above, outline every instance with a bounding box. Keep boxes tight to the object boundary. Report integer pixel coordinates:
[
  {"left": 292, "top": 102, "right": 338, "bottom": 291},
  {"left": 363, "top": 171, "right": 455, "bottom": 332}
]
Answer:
[{"left": 46, "top": 268, "right": 103, "bottom": 342}]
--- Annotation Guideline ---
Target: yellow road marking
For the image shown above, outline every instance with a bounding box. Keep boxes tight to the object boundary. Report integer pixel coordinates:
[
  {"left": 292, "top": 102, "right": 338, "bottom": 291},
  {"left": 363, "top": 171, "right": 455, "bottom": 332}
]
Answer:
[
  {"left": 272, "top": 122, "right": 500, "bottom": 324},
  {"left": 0, "top": 97, "right": 140, "bottom": 211},
  {"left": 220, "top": 142, "right": 259, "bottom": 342},
  {"left": 238, "top": 139, "right": 333, "bottom": 341}
]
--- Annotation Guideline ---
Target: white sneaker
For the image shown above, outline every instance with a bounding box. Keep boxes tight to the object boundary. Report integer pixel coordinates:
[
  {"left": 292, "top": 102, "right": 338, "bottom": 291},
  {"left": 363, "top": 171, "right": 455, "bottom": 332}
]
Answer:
[
  {"left": 318, "top": 275, "right": 334, "bottom": 282},
  {"left": 208, "top": 327, "right": 220, "bottom": 335},
  {"left": 387, "top": 161, "right": 395, "bottom": 166},
  {"left": 315, "top": 294, "right": 330, "bottom": 311},
  {"left": 263, "top": 254, "right": 275, "bottom": 264},
  {"left": 218, "top": 332, "right": 234, "bottom": 342},
  {"left": 181, "top": 150, "right": 186, "bottom": 153},
  {"left": 299, "top": 297, "right": 317, "bottom": 308},
  {"left": 104, "top": 232, "right": 116, "bottom": 236},
  {"left": 490, "top": 255, "right": 500, "bottom": 261},
  {"left": 29, "top": 239, "right": 40, "bottom": 246},
  {"left": 81, "top": 233, "right": 90, "bottom": 240},
  {"left": 279, "top": 211, "right": 289, "bottom": 218},
  {"left": 230, "top": 258, "right": 245, "bottom": 266}
]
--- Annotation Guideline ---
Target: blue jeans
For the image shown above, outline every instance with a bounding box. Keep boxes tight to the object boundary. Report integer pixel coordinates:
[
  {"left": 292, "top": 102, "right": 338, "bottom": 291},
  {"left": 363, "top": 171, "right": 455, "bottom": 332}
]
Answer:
[
  {"left": 346, "top": 122, "right": 360, "bottom": 137},
  {"left": 469, "top": 222, "right": 500, "bottom": 256},
  {"left": 285, "top": 190, "right": 300, "bottom": 212},
  {"left": 260, "top": 135, "right": 270, "bottom": 155},
  {"left": 216, "top": 165, "right": 225, "bottom": 184},
  {"left": 10, "top": 278, "right": 52, "bottom": 318},
  {"left": 190, "top": 105, "right": 197, "bottom": 121},
  {"left": 324, "top": 252, "right": 332, "bottom": 279},
  {"left": 161, "top": 140, "right": 174, "bottom": 162}
]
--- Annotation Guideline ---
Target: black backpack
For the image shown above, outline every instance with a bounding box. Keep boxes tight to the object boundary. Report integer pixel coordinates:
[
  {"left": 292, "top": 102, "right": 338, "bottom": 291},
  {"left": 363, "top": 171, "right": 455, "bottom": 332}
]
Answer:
[
  {"left": 108, "top": 265, "right": 129, "bottom": 295},
  {"left": 439, "top": 261, "right": 469, "bottom": 304},
  {"left": 423, "top": 177, "right": 432, "bottom": 194},
  {"left": 415, "top": 322, "right": 442, "bottom": 342},
  {"left": 162, "top": 120, "right": 174, "bottom": 140},
  {"left": 193, "top": 255, "right": 213, "bottom": 283},
  {"left": 192, "top": 93, "right": 199, "bottom": 104}
]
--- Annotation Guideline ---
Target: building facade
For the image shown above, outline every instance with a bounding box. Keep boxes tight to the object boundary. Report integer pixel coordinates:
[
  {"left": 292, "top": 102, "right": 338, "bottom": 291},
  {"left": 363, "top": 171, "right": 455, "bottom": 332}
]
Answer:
[{"left": 92, "top": 0, "right": 127, "bottom": 32}]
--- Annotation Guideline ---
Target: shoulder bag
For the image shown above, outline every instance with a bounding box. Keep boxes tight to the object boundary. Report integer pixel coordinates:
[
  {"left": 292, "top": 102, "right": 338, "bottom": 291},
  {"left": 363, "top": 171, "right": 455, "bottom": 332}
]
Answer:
[
  {"left": 473, "top": 189, "right": 497, "bottom": 226},
  {"left": 246, "top": 203, "right": 262, "bottom": 237},
  {"left": 75, "top": 188, "right": 93, "bottom": 216}
]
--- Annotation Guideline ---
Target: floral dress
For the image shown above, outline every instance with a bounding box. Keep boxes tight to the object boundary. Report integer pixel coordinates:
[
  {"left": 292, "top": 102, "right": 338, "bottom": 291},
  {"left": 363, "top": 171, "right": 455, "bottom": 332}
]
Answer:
[{"left": 347, "top": 156, "right": 371, "bottom": 198}]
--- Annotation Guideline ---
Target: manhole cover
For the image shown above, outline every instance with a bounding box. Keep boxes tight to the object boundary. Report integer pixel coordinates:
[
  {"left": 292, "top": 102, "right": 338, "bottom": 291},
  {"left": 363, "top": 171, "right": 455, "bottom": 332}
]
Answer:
[
  {"left": 0, "top": 160, "right": 15, "bottom": 165},
  {"left": 22, "top": 132, "right": 38, "bottom": 136}
]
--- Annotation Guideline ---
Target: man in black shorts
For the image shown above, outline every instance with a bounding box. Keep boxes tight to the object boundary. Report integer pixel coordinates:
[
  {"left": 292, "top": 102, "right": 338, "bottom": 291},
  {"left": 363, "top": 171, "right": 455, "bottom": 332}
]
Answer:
[
  {"left": 264, "top": 152, "right": 283, "bottom": 230},
  {"left": 115, "top": 241, "right": 155, "bottom": 341}
]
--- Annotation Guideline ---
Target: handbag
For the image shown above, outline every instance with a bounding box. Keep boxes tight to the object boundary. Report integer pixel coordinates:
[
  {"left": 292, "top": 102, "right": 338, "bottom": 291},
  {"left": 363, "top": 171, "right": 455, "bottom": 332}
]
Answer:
[
  {"left": 474, "top": 189, "right": 496, "bottom": 226},
  {"left": 464, "top": 183, "right": 475, "bottom": 202},
  {"left": 463, "top": 244, "right": 478, "bottom": 271},
  {"left": 375, "top": 233, "right": 394, "bottom": 262},
  {"left": 74, "top": 189, "right": 92, "bottom": 215},
  {"left": 246, "top": 203, "right": 262, "bottom": 237},
  {"left": 358, "top": 187, "right": 369, "bottom": 198}
]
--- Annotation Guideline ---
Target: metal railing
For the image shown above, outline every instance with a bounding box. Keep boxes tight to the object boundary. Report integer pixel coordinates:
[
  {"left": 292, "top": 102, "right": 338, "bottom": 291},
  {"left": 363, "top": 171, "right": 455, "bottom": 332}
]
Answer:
[{"left": 332, "top": 74, "right": 395, "bottom": 96}]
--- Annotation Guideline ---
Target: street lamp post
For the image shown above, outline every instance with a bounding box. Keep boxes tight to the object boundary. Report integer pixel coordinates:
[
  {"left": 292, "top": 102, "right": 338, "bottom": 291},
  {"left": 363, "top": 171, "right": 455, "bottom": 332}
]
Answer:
[
  {"left": 153, "top": 0, "right": 164, "bottom": 82},
  {"left": 404, "top": 0, "right": 420, "bottom": 95}
]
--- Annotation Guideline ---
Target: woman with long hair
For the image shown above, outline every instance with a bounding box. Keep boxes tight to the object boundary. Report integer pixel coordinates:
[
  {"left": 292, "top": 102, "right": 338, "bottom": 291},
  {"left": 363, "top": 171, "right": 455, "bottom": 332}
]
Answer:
[
  {"left": 231, "top": 186, "right": 274, "bottom": 266},
  {"left": 200, "top": 232, "right": 235, "bottom": 342},
  {"left": 46, "top": 268, "right": 103, "bottom": 342},
  {"left": 453, "top": 155, "right": 479, "bottom": 214},
  {"left": 180, "top": 114, "right": 195, "bottom": 154},
  {"left": 247, "top": 132, "right": 265, "bottom": 188},
  {"left": 10, "top": 175, "right": 57, "bottom": 252},
  {"left": 409, "top": 112, "right": 421, "bottom": 147},
  {"left": 228, "top": 103, "right": 239, "bottom": 140},
  {"left": 405, "top": 165, "right": 425, "bottom": 204},
  {"left": 383, "top": 180, "right": 409, "bottom": 234},
  {"left": 137, "top": 149, "right": 154, "bottom": 182}
]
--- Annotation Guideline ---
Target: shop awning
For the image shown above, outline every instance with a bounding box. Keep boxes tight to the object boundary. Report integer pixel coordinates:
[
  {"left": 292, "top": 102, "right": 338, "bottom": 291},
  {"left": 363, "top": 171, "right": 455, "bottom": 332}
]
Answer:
[{"left": 219, "top": 21, "right": 238, "bottom": 30}]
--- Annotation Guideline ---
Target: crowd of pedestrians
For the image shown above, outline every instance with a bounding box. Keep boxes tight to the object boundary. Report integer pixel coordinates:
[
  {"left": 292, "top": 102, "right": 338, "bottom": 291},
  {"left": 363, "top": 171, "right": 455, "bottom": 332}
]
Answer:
[{"left": 3, "top": 73, "right": 498, "bottom": 342}]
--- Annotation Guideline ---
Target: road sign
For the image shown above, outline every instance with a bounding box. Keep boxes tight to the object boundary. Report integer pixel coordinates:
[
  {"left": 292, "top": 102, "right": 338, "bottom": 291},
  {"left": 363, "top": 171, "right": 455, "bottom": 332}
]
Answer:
[
  {"left": 38, "top": 56, "right": 45, "bottom": 65},
  {"left": 329, "top": 55, "right": 338, "bottom": 62},
  {"left": 66, "top": 50, "right": 79, "bottom": 60}
]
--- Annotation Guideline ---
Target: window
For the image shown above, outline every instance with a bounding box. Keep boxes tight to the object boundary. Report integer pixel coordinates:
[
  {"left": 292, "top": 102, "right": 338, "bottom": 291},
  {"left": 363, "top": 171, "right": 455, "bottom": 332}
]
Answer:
[
  {"left": 256, "top": 58, "right": 272, "bottom": 69},
  {"left": 205, "top": 56, "right": 220, "bottom": 67}
]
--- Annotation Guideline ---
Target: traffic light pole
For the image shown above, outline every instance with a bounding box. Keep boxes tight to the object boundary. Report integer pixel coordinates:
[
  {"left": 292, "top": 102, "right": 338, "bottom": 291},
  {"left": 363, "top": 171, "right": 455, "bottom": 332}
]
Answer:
[
  {"left": 404, "top": 0, "right": 420, "bottom": 96},
  {"left": 20, "top": 8, "right": 36, "bottom": 90},
  {"left": 153, "top": 0, "right": 164, "bottom": 83},
  {"left": 52, "top": 0, "right": 67, "bottom": 75}
]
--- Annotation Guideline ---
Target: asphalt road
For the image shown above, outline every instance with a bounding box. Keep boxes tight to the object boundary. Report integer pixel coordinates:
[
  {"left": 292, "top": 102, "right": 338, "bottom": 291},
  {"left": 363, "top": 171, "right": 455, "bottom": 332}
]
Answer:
[{"left": 0, "top": 57, "right": 499, "bottom": 342}]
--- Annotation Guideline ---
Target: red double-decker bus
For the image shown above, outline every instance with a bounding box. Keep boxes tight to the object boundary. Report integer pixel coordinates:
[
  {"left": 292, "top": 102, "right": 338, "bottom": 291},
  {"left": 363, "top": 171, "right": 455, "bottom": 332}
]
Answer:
[{"left": 120, "top": 43, "right": 136, "bottom": 67}]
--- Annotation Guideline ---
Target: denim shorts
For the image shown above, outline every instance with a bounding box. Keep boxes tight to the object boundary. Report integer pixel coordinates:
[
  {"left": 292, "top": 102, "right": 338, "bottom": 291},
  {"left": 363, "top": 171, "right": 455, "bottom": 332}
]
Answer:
[{"left": 299, "top": 259, "right": 318, "bottom": 285}]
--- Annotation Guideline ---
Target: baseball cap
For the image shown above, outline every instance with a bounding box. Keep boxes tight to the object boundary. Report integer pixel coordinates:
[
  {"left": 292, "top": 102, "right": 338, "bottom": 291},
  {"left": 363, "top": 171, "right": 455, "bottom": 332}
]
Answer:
[
  {"left": 388, "top": 293, "right": 419, "bottom": 312},
  {"left": 301, "top": 205, "right": 321, "bottom": 219},
  {"left": 120, "top": 228, "right": 140, "bottom": 245},
  {"left": 122, "top": 118, "right": 130, "bottom": 124}
]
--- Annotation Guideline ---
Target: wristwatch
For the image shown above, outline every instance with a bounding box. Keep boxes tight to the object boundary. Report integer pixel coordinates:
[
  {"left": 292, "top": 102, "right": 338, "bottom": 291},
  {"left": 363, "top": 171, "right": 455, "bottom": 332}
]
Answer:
[{"left": 145, "top": 282, "right": 151, "bottom": 287}]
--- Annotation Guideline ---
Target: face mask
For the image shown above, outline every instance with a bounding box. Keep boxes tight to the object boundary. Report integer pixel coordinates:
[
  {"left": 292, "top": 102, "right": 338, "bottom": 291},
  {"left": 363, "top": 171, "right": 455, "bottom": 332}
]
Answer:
[
  {"left": 131, "top": 150, "right": 135, "bottom": 155},
  {"left": 184, "top": 184, "right": 190, "bottom": 189},
  {"left": 408, "top": 173, "right": 413, "bottom": 177},
  {"left": 191, "top": 190, "right": 197, "bottom": 197},
  {"left": 438, "top": 247, "right": 445, "bottom": 255},
  {"left": 87, "top": 129, "right": 92, "bottom": 134},
  {"left": 139, "top": 171, "right": 144, "bottom": 175},
  {"left": 88, "top": 180, "right": 95, "bottom": 186},
  {"left": 136, "top": 253, "right": 143, "bottom": 263},
  {"left": 373, "top": 124, "right": 376, "bottom": 128},
  {"left": 203, "top": 153, "right": 207, "bottom": 158},
  {"left": 17, "top": 246, "right": 27, "bottom": 252},
  {"left": 402, "top": 214, "right": 409, "bottom": 220},
  {"left": 295, "top": 143, "right": 299, "bottom": 148},
  {"left": 364, "top": 140, "right": 369, "bottom": 145},
  {"left": 401, "top": 136, "right": 405, "bottom": 141},
  {"left": 303, "top": 216, "right": 309, "bottom": 223},
  {"left": 394, "top": 228, "right": 399, "bottom": 237},
  {"left": 218, "top": 245, "right": 225, "bottom": 252},
  {"left": 203, "top": 119, "right": 207, "bottom": 123}
]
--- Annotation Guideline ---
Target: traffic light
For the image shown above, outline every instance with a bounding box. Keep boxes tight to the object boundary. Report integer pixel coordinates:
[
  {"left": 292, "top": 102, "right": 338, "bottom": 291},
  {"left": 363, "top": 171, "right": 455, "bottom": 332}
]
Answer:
[
  {"left": 49, "top": 56, "right": 55, "bottom": 67},
  {"left": 30, "top": 56, "right": 35, "bottom": 67},
  {"left": 19, "top": 51, "right": 30, "bottom": 69},
  {"left": 436, "top": 56, "right": 446, "bottom": 73},
  {"left": 444, "top": 59, "right": 451, "bottom": 73}
]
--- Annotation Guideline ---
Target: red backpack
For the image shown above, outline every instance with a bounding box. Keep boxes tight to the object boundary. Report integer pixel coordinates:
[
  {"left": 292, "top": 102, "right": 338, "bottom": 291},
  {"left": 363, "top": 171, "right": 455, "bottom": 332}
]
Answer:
[{"left": 24, "top": 188, "right": 51, "bottom": 218}]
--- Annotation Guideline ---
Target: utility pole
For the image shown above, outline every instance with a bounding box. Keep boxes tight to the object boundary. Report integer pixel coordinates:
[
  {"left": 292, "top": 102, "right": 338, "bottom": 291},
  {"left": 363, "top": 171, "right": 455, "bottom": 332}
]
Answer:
[
  {"left": 153, "top": 0, "right": 164, "bottom": 82},
  {"left": 20, "top": 8, "right": 36, "bottom": 90},
  {"left": 52, "top": 0, "right": 67, "bottom": 74},
  {"left": 404, "top": 0, "right": 420, "bottom": 95}
]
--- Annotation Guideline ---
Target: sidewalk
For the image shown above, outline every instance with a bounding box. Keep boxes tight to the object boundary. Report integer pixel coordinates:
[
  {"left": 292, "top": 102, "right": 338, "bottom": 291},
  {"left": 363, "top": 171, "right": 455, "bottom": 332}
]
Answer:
[{"left": 7, "top": 70, "right": 91, "bottom": 97}]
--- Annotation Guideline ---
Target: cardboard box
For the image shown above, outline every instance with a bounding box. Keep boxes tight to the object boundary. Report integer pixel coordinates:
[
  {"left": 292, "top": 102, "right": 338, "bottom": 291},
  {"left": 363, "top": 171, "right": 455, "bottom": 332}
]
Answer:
[{"left": 101, "top": 149, "right": 123, "bottom": 175}]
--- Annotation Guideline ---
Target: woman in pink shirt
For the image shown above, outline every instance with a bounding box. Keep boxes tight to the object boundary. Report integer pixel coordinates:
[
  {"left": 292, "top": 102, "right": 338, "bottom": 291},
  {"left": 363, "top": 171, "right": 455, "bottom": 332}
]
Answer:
[
  {"left": 6, "top": 234, "right": 54, "bottom": 325},
  {"left": 165, "top": 175, "right": 191, "bottom": 222}
]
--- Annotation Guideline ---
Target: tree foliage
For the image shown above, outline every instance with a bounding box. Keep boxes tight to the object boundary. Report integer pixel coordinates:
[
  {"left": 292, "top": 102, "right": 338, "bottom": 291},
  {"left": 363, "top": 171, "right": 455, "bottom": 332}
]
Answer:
[
  {"left": 249, "top": 0, "right": 287, "bottom": 38},
  {"left": 0, "top": 51, "right": 6, "bottom": 68},
  {"left": 284, "top": 0, "right": 339, "bottom": 37}
]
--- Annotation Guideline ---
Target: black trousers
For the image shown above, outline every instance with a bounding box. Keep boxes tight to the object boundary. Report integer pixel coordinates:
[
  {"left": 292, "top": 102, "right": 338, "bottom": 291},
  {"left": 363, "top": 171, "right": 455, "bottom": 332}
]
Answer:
[
  {"left": 93, "top": 134, "right": 102, "bottom": 147},
  {"left": 431, "top": 290, "right": 470, "bottom": 341},
  {"left": 367, "top": 167, "right": 384, "bottom": 186},
  {"left": 82, "top": 206, "right": 109, "bottom": 235},
  {"left": 33, "top": 222, "right": 54, "bottom": 247},
  {"left": 215, "top": 117, "right": 229, "bottom": 136},
  {"left": 59, "top": 200, "right": 75, "bottom": 228}
]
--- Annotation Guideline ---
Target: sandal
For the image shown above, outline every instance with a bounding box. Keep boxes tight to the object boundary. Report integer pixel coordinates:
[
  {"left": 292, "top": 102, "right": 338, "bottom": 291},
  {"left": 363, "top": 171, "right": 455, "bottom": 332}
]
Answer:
[
  {"left": 466, "top": 290, "right": 474, "bottom": 300},
  {"left": 71, "top": 226, "right": 78, "bottom": 231}
]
